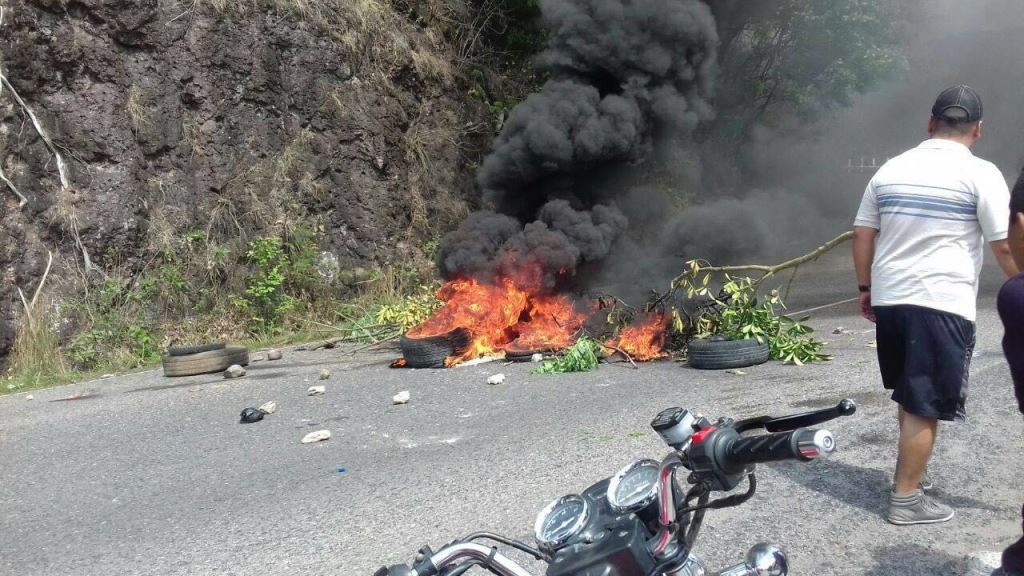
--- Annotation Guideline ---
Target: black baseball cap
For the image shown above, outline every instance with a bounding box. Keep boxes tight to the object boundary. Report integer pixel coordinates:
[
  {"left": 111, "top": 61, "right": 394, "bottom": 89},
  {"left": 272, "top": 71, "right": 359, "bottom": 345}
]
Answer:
[{"left": 931, "top": 85, "right": 983, "bottom": 123}]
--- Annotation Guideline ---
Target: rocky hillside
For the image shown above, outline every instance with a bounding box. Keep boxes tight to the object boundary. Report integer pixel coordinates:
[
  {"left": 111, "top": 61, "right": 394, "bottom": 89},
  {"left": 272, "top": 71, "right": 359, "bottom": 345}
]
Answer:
[{"left": 0, "top": 0, "right": 503, "bottom": 369}]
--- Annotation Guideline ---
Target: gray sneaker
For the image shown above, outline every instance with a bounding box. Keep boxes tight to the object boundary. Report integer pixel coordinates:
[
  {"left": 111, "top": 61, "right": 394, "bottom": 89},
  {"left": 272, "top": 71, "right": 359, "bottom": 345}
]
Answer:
[{"left": 887, "top": 489, "right": 954, "bottom": 525}]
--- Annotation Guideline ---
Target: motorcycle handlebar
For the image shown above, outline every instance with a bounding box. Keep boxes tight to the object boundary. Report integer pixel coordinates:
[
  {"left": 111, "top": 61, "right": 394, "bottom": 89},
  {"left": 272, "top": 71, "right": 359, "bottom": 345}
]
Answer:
[
  {"left": 722, "top": 428, "right": 836, "bottom": 472},
  {"left": 762, "top": 399, "right": 856, "bottom": 433}
]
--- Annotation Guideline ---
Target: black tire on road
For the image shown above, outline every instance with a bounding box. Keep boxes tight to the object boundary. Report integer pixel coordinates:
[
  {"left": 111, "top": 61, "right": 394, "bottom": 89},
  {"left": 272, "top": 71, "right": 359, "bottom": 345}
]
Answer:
[
  {"left": 168, "top": 342, "right": 226, "bottom": 356},
  {"left": 506, "top": 350, "right": 538, "bottom": 363},
  {"left": 400, "top": 328, "right": 472, "bottom": 368},
  {"left": 162, "top": 346, "right": 250, "bottom": 377},
  {"left": 687, "top": 338, "right": 770, "bottom": 370}
]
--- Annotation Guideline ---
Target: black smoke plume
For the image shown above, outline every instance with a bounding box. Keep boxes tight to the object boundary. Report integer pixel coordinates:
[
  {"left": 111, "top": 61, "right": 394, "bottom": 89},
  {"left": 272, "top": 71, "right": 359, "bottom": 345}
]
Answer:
[{"left": 437, "top": 0, "right": 719, "bottom": 287}]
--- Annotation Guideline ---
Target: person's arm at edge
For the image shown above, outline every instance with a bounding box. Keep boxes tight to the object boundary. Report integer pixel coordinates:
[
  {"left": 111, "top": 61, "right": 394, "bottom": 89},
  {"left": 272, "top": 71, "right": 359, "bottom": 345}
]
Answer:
[
  {"left": 998, "top": 278, "right": 1024, "bottom": 414},
  {"left": 991, "top": 239, "right": 1020, "bottom": 278},
  {"left": 853, "top": 226, "right": 878, "bottom": 322}
]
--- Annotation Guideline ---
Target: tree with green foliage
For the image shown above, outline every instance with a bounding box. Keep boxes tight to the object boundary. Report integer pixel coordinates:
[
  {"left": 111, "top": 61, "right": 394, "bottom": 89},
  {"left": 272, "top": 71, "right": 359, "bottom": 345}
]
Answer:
[{"left": 709, "top": 0, "right": 908, "bottom": 136}]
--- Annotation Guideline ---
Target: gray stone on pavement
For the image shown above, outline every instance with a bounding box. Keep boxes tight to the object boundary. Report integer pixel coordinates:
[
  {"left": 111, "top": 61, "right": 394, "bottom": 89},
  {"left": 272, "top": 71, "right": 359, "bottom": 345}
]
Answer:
[{"left": 223, "top": 364, "right": 246, "bottom": 378}]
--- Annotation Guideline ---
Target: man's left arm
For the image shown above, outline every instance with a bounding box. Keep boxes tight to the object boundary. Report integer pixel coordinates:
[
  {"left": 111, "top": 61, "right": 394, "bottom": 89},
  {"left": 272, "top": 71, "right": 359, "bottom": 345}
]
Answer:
[{"left": 978, "top": 165, "right": 1016, "bottom": 277}]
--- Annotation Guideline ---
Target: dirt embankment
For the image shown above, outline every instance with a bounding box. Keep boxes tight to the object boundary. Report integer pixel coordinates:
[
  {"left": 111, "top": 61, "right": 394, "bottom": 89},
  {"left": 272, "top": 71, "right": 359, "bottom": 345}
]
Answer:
[{"left": 0, "top": 0, "right": 497, "bottom": 368}]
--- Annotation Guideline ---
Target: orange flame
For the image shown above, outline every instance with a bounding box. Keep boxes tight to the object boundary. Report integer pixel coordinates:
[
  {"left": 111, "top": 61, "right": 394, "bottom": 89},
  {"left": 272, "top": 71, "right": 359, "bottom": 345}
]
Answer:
[
  {"left": 509, "top": 294, "right": 586, "bottom": 353},
  {"left": 609, "top": 314, "right": 669, "bottom": 361},
  {"left": 405, "top": 275, "right": 585, "bottom": 365},
  {"left": 407, "top": 278, "right": 528, "bottom": 361}
]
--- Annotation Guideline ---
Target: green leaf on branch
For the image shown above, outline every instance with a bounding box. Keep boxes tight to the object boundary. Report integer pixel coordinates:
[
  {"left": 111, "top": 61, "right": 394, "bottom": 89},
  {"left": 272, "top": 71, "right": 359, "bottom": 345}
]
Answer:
[{"left": 533, "top": 337, "right": 602, "bottom": 374}]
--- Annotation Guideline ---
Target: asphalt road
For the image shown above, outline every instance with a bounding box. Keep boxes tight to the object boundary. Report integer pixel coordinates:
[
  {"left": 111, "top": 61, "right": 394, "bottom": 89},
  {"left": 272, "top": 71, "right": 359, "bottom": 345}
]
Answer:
[{"left": 2, "top": 251, "right": 1021, "bottom": 576}]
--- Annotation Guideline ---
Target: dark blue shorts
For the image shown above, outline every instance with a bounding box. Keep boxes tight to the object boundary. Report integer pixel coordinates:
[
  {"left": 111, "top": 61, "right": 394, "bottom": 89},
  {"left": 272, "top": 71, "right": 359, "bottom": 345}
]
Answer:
[{"left": 874, "top": 305, "right": 975, "bottom": 421}]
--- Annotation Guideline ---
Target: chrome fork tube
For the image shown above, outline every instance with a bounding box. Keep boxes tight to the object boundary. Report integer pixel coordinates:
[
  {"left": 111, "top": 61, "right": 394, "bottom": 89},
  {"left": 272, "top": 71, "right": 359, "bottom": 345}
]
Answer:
[{"left": 650, "top": 451, "right": 684, "bottom": 557}]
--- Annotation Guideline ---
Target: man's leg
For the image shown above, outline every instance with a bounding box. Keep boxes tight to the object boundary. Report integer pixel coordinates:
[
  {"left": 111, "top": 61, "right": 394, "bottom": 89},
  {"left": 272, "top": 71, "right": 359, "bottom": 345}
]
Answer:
[
  {"left": 894, "top": 405, "right": 905, "bottom": 476},
  {"left": 893, "top": 410, "right": 937, "bottom": 495},
  {"left": 894, "top": 405, "right": 933, "bottom": 490},
  {"left": 888, "top": 408, "right": 952, "bottom": 524}
]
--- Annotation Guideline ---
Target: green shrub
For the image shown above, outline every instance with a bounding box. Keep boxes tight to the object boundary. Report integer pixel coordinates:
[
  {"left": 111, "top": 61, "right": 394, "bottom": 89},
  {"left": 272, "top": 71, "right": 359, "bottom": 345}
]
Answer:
[{"left": 232, "top": 236, "right": 300, "bottom": 333}]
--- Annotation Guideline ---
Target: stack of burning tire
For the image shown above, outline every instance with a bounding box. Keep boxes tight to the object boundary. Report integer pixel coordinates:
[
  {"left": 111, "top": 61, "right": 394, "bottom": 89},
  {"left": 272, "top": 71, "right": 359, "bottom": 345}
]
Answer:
[
  {"left": 503, "top": 341, "right": 546, "bottom": 363},
  {"left": 398, "top": 328, "right": 472, "bottom": 368},
  {"left": 161, "top": 343, "right": 250, "bottom": 377}
]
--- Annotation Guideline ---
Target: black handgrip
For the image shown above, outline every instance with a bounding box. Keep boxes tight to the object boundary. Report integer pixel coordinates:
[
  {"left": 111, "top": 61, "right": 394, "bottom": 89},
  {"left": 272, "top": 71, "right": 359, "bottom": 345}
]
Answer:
[
  {"left": 762, "top": 399, "right": 856, "bottom": 433},
  {"left": 723, "top": 428, "right": 833, "bottom": 472}
]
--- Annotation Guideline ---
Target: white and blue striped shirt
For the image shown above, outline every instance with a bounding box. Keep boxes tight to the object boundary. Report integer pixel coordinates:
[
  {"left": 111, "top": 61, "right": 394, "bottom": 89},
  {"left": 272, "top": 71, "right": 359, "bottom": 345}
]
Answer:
[{"left": 854, "top": 138, "right": 1010, "bottom": 321}]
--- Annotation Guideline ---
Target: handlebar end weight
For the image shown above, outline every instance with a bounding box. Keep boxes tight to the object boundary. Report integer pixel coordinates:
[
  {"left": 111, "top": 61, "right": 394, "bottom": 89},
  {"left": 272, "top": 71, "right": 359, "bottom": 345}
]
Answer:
[{"left": 837, "top": 399, "right": 856, "bottom": 416}]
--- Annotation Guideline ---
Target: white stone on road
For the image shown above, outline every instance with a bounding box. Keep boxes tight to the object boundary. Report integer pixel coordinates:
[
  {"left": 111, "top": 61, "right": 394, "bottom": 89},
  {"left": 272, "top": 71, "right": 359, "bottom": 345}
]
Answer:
[
  {"left": 223, "top": 364, "right": 246, "bottom": 378},
  {"left": 301, "top": 430, "right": 331, "bottom": 444},
  {"left": 392, "top": 390, "right": 410, "bottom": 404},
  {"left": 307, "top": 386, "right": 325, "bottom": 396},
  {"left": 487, "top": 373, "right": 506, "bottom": 385}
]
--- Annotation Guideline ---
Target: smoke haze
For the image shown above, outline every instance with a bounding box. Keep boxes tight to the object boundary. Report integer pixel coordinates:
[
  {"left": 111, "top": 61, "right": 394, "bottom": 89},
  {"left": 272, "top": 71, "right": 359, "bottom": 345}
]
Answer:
[
  {"left": 678, "top": 0, "right": 1024, "bottom": 262},
  {"left": 440, "top": 0, "right": 1024, "bottom": 296}
]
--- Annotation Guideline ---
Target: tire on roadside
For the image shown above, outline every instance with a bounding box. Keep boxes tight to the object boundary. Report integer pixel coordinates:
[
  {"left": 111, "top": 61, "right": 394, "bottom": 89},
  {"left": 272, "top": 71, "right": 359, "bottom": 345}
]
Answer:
[
  {"left": 399, "top": 328, "right": 472, "bottom": 368},
  {"left": 162, "top": 346, "right": 250, "bottom": 377},
  {"left": 167, "top": 342, "right": 226, "bottom": 356},
  {"left": 687, "top": 338, "right": 770, "bottom": 370}
]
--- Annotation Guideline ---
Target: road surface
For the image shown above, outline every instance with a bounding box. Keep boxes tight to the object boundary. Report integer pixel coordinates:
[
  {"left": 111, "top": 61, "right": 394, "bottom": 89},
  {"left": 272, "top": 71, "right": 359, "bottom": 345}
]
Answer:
[{"left": 1, "top": 251, "right": 1021, "bottom": 576}]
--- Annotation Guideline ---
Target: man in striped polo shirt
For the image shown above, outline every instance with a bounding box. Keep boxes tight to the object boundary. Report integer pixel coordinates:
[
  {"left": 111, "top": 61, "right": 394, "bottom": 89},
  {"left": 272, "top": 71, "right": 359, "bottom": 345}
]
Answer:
[{"left": 852, "top": 85, "right": 1020, "bottom": 525}]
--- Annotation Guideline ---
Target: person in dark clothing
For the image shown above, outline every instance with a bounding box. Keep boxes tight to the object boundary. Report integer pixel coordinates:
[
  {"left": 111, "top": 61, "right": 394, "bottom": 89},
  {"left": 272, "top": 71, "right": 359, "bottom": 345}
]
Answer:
[{"left": 995, "top": 168, "right": 1024, "bottom": 576}]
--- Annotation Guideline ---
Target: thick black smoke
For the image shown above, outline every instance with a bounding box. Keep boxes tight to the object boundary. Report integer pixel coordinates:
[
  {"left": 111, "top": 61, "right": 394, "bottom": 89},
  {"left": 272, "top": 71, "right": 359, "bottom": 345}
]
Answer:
[
  {"left": 437, "top": 200, "right": 628, "bottom": 289},
  {"left": 437, "top": 0, "right": 719, "bottom": 286}
]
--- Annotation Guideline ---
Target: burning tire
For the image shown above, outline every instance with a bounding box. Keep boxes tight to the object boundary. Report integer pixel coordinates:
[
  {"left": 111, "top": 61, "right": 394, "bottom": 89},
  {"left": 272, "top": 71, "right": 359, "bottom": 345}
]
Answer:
[
  {"left": 399, "top": 328, "right": 472, "bottom": 368},
  {"left": 687, "top": 338, "right": 770, "bottom": 370},
  {"left": 161, "top": 346, "right": 250, "bottom": 377},
  {"left": 505, "top": 348, "right": 541, "bottom": 363}
]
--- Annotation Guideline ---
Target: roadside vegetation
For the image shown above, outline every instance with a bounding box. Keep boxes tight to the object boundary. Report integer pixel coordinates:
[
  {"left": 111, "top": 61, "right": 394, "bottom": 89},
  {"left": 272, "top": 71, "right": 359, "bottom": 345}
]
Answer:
[
  {"left": 3, "top": 1, "right": 911, "bottom": 392},
  {"left": 3, "top": 225, "right": 444, "bottom": 394}
]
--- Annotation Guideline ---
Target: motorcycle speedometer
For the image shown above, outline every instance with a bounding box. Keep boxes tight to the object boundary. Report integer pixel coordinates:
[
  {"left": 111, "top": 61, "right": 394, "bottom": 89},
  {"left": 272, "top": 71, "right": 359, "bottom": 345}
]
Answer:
[
  {"left": 606, "top": 459, "right": 661, "bottom": 513},
  {"left": 534, "top": 494, "right": 591, "bottom": 551}
]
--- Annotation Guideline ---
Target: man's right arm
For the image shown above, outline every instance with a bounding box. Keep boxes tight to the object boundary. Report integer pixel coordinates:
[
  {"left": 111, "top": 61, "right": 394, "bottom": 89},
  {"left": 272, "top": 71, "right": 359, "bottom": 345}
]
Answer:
[{"left": 853, "top": 227, "right": 878, "bottom": 284}]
